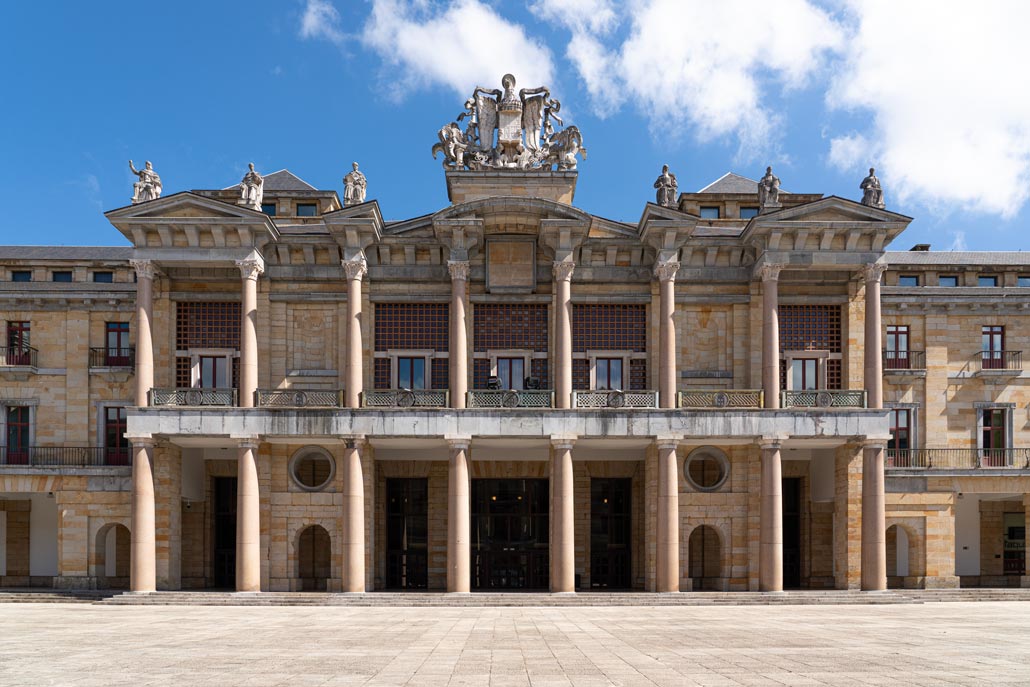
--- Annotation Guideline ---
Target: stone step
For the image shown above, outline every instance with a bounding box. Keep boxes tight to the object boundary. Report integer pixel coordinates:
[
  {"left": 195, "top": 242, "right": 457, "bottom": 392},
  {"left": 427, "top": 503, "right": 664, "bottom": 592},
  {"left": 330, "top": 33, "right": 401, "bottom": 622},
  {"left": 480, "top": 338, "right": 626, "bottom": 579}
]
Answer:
[{"left": 0, "top": 590, "right": 115, "bottom": 604}]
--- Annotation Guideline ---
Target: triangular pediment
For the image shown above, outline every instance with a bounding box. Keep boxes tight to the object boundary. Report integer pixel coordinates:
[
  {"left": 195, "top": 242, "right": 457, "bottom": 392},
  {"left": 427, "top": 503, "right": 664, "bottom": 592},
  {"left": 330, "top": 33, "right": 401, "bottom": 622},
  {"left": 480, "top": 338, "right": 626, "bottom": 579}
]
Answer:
[
  {"left": 754, "top": 195, "right": 912, "bottom": 224},
  {"left": 104, "top": 192, "right": 270, "bottom": 221},
  {"left": 433, "top": 196, "right": 592, "bottom": 225}
]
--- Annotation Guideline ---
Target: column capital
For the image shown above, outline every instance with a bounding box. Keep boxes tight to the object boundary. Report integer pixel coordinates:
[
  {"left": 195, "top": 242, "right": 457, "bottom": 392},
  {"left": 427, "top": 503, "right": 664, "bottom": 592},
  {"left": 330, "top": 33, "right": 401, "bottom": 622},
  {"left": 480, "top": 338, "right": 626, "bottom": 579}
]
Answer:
[
  {"left": 550, "top": 434, "right": 577, "bottom": 450},
  {"left": 653, "top": 260, "right": 680, "bottom": 283},
  {"left": 552, "top": 260, "right": 575, "bottom": 282},
  {"left": 235, "top": 437, "right": 261, "bottom": 450},
  {"left": 445, "top": 435, "right": 472, "bottom": 450},
  {"left": 758, "top": 435, "right": 786, "bottom": 450},
  {"left": 129, "top": 258, "right": 157, "bottom": 280},
  {"left": 861, "top": 262, "right": 887, "bottom": 284},
  {"left": 654, "top": 435, "right": 682, "bottom": 450},
  {"left": 342, "top": 435, "right": 367, "bottom": 450},
  {"left": 755, "top": 263, "right": 783, "bottom": 282},
  {"left": 858, "top": 438, "right": 888, "bottom": 450},
  {"left": 447, "top": 260, "right": 470, "bottom": 282},
  {"left": 130, "top": 437, "right": 155, "bottom": 449},
  {"left": 235, "top": 258, "right": 264, "bottom": 281},
  {"left": 343, "top": 257, "right": 368, "bottom": 281}
]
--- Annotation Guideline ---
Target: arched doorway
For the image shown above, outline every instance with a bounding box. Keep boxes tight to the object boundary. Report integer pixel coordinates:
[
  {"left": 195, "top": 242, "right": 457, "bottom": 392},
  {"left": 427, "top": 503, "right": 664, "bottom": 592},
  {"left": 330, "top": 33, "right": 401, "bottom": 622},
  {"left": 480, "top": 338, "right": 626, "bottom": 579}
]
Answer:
[
  {"left": 688, "top": 525, "right": 722, "bottom": 591},
  {"left": 886, "top": 524, "right": 911, "bottom": 588},
  {"left": 297, "top": 525, "right": 331, "bottom": 591},
  {"left": 94, "top": 523, "right": 130, "bottom": 589}
]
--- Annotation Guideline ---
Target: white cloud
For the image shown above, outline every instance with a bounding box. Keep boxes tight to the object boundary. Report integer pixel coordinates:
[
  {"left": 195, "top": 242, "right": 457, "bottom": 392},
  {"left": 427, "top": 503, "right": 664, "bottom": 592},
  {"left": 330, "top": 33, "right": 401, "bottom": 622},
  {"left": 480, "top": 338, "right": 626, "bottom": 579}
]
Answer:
[
  {"left": 947, "top": 231, "right": 968, "bottom": 252},
  {"left": 361, "top": 0, "right": 554, "bottom": 100},
  {"left": 529, "top": 0, "right": 618, "bottom": 35},
  {"left": 828, "top": 132, "right": 869, "bottom": 171},
  {"left": 299, "top": 0, "right": 345, "bottom": 44},
  {"left": 828, "top": 1, "right": 1030, "bottom": 218}
]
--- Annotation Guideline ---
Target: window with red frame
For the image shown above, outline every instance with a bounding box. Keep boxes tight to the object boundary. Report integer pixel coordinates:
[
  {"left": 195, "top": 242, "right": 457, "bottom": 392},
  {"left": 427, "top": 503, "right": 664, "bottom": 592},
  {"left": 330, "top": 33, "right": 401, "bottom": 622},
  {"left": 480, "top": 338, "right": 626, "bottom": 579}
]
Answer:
[
  {"left": 105, "top": 322, "right": 130, "bottom": 366},
  {"left": 5, "top": 406, "right": 30, "bottom": 465},
  {"left": 885, "top": 325, "right": 910, "bottom": 370},
  {"left": 595, "top": 358, "right": 623, "bottom": 390},
  {"left": 982, "top": 325, "right": 1004, "bottom": 369},
  {"left": 6, "top": 321, "right": 31, "bottom": 366},
  {"left": 105, "top": 406, "right": 129, "bottom": 466},
  {"left": 982, "top": 408, "right": 1007, "bottom": 466}
]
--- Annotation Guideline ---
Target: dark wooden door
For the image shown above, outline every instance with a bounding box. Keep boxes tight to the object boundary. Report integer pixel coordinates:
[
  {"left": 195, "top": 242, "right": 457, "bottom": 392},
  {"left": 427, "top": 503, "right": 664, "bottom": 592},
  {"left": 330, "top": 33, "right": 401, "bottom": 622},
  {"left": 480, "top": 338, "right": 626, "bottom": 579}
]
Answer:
[
  {"left": 782, "top": 477, "right": 802, "bottom": 588},
  {"left": 472, "top": 479, "right": 549, "bottom": 590},
  {"left": 386, "top": 478, "right": 429, "bottom": 589},
  {"left": 212, "top": 477, "right": 237, "bottom": 589},
  {"left": 590, "top": 478, "right": 632, "bottom": 589}
]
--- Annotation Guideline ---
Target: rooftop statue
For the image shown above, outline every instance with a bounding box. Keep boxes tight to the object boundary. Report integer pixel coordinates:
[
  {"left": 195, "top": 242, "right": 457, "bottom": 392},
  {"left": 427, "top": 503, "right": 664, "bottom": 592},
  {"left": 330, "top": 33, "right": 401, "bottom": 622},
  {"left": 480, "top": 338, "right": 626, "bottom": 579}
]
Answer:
[
  {"left": 128, "top": 159, "right": 162, "bottom": 204},
  {"left": 654, "top": 164, "right": 678, "bottom": 207},
  {"left": 343, "top": 162, "right": 367, "bottom": 206},
  {"left": 757, "top": 166, "right": 781, "bottom": 212},
  {"left": 433, "top": 73, "right": 585, "bottom": 171},
  {"left": 238, "top": 163, "right": 263, "bottom": 210},
  {"left": 860, "top": 167, "right": 885, "bottom": 209}
]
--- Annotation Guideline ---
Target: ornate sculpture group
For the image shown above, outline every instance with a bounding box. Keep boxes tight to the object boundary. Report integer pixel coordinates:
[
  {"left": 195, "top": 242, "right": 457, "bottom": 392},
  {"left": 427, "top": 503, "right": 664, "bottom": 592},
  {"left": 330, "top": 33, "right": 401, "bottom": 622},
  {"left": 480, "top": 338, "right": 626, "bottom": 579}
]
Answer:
[
  {"left": 653, "top": 165, "right": 678, "bottom": 207},
  {"left": 343, "top": 162, "right": 367, "bottom": 206},
  {"left": 238, "top": 163, "right": 263, "bottom": 210},
  {"left": 433, "top": 74, "right": 585, "bottom": 171},
  {"left": 128, "top": 160, "right": 161, "bottom": 204}
]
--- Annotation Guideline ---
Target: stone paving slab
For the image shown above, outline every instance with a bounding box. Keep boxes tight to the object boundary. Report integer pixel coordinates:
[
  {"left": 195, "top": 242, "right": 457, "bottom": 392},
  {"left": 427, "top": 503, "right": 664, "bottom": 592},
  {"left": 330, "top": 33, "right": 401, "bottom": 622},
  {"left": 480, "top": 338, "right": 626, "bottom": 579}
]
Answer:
[{"left": 1, "top": 602, "right": 1029, "bottom": 686}]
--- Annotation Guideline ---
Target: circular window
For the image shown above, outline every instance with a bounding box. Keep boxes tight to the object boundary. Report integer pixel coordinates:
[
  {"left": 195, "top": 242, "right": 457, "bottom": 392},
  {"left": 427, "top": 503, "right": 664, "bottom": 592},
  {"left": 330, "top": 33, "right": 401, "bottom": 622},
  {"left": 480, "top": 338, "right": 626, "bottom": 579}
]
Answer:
[
  {"left": 289, "top": 448, "right": 336, "bottom": 492},
  {"left": 684, "top": 447, "right": 729, "bottom": 492}
]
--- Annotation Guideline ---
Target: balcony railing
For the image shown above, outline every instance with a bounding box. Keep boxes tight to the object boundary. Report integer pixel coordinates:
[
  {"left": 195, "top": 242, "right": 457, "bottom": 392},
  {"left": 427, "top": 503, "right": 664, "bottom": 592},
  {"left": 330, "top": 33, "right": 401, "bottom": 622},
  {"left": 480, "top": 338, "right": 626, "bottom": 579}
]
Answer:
[
  {"left": 780, "top": 389, "right": 867, "bottom": 408},
  {"left": 256, "top": 389, "right": 345, "bottom": 408},
  {"left": 882, "top": 349, "right": 925, "bottom": 371},
  {"left": 88, "top": 347, "right": 135, "bottom": 369},
  {"left": 149, "top": 388, "right": 238, "bottom": 407},
  {"left": 361, "top": 389, "right": 449, "bottom": 408},
  {"left": 0, "top": 345, "right": 38, "bottom": 368},
  {"left": 0, "top": 446, "right": 128, "bottom": 467},
  {"left": 887, "top": 448, "right": 1030, "bottom": 470},
  {"left": 467, "top": 389, "right": 554, "bottom": 408},
  {"left": 572, "top": 390, "right": 658, "bottom": 409},
  {"left": 977, "top": 350, "right": 1022, "bottom": 372},
  {"left": 679, "top": 389, "right": 764, "bottom": 409}
]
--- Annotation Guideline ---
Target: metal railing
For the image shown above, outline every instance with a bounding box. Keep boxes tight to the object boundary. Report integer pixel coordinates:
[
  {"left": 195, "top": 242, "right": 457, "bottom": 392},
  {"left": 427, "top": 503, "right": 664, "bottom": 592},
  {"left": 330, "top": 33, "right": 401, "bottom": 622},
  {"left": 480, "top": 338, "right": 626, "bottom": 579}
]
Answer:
[
  {"left": 887, "top": 448, "right": 1030, "bottom": 470},
  {"left": 780, "top": 389, "right": 867, "bottom": 408},
  {"left": 977, "top": 350, "right": 1022, "bottom": 372},
  {"left": 882, "top": 349, "right": 925, "bottom": 371},
  {"left": 256, "top": 389, "right": 345, "bottom": 408},
  {"left": 467, "top": 389, "right": 554, "bottom": 408},
  {"left": 361, "top": 389, "right": 449, "bottom": 408},
  {"left": 88, "top": 347, "right": 135, "bottom": 369},
  {"left": 148, "top": 388, "right": 238, "bottom": 407},
  {"left": 572, "top": 390, "right": 658, "bottom": 408},
  {"left": 0, "top": 345, "right": 38, "bottom": 368},
  {"left": 679, "top": 389, "right": 764, "bottom": 408},
  {"left": 0, "top": 446, "right": 127, "bottom": 467}
]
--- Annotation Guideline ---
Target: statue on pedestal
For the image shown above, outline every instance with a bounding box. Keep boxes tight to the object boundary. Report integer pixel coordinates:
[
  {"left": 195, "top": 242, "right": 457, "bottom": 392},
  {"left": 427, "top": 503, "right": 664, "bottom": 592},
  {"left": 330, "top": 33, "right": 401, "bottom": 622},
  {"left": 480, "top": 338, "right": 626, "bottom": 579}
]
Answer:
[
  {"left": 129, "top": 160, "right": 162, "bottom": 204},
  {"left": 860, "top": 167, "right": 885, "bottom": 209},
  {"left": 237, "top": 163, "right": 263, "bottom": 210},
  {"left": 343, "top": 162, "right": 367, "bottom": 206},
  {"left": 757, "top": 166, "right": 781, "bottom": 212},
  {"left": 654, "top": 165, "right": 678, "bottom": 207}
]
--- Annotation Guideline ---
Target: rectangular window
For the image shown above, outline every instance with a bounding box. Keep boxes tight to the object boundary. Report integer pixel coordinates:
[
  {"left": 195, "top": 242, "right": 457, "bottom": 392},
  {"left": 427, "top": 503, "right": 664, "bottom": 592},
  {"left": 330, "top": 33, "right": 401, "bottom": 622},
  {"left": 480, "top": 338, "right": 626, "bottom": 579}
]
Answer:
[
  {"left": 92, "top": 271, "right": 114, "bottom": 283},
  {"left": 888, "top": 409, "right": 911, "bottom": 453},
  {"left": 105, "top": 322, "right": 131, "bottom": 366},
  {"left": 979, "top": 275, "right": 998, "bottom": 287},
  {"left": 982, "top": 325, "right": 1004, "bottom": 369},
  {"left": 1019, "top": 276, "right": 1030, "bottom": 287},
  {"left": 176, "top": 302, "right": 241, "bottom": 349},
  {"left": 699, "top": 206, "right": 720, "bottom": 219},
  {"left": 104, "top": 406, "right": 129, "bottom": 466},
  {"left": 938, "top": 275, "right": 958, "bottom": 287},
  {"left": 5, "top": 406, "right": 30, "bottom": 465},
  {"left": 199, "top": 355, "right": 229, "bottom": 388},
  {"left": 397, "top": 357, "right": 426, "bottom": 389},
  {"left": 982, "top": 408, "right": 1007, "bottom": 458},
  {"left": 261, "top": 202, "right": 277, "bottom": 216},
  {"left": 739, "top": 207, "right": 759, "bottom": 219},
  {"left": 5, "top": 321, "right": 31, "bottom": 366},
  {"left": 51, "top": 271, "right": 72, "bottom": 282},
  {"left": 791, "top": 359, "right": 818, "bottom": 390},
  {"left": 296, "top": 203, "right": 317, "bottom": 217},
  {"left": 595, "top": 358, "right": 623, "bottom": 390},
  {"left": 11, "top": 270, "right": 31, "bottom": 282},
  {"left": 898, "top": 275, "right": 919, "bottom": 287},
  {"left": 496, "top": 357, "right": 525, "bottom": 390},
  {"left": 885, "top": 325, "right": 910, "bottom": 369}
]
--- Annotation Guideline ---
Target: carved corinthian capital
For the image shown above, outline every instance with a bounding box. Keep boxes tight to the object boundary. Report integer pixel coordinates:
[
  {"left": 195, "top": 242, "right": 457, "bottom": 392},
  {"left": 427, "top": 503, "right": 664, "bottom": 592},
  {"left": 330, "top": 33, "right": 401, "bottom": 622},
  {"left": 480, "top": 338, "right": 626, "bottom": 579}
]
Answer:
[
  {"left": 235, "top": 258, "right": 264, "bottom": 281},
  {"left": 129, "top": 259, "right": 156, "bottom": 280},
  {"left": 343, "top": 257, "right": 368, "bottom": 281},
  {"left": 552, "top": 260, "right": 575, "bottom": 282},
  {"left": 862, "top": 263, "right": 887, "bottom": 284},
  {"left": 654, "top": 261, "right": 680, "bottom": 283},
  {"left": 447, "top": 260, "right": 470, "bottom": 282},
  {"left": 755, "top": 263, "right": 783, "bottom": 282}
]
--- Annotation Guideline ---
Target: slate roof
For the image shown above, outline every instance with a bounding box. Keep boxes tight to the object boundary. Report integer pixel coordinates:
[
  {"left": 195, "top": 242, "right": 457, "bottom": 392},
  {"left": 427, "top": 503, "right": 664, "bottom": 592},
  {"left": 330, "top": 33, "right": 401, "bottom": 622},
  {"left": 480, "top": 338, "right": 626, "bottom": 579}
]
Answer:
[
  {"left": 0, "top": 246, "right": 133, "bottom": 260},
  {"left": 885, "top": 251, "right": 1030, "bottom": 265},
  {"left": 697, "top": 172, "right": 790, "bottom": 195},
  {"left": 220, "top": 169, "right": 319, "bottom": 192}
]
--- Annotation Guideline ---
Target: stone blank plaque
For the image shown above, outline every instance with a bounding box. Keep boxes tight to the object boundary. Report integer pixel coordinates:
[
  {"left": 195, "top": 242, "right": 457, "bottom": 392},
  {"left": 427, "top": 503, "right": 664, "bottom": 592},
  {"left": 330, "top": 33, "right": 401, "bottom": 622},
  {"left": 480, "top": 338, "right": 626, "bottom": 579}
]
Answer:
[{"left": 487, "top": 239, "right": 536, "bottom": 293}]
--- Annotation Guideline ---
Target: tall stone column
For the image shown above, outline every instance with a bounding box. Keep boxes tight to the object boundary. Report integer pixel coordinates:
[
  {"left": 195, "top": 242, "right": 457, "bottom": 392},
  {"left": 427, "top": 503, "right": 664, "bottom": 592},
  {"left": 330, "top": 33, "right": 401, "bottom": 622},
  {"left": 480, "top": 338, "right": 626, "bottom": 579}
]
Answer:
[
  {"left": 344, "top": 258, "right": 367, "bottom": 408},
  {"left": 236, "top": 259, "right": 263, "bottom": 408},
  {"left": 551, "top": 436, "right": 576, "bottom": 592},
  {"left": 863, "top": 264, "right": 886, "bottom": 409},
  {"left": 656, "top": 261, "right": 680, "bottom": 409},
  {"left": 759, "top": 264, "right": 782, "bottom": 409},
  {"left": 446, "top": 436, "right": 471, "bottom": 593},
  {"left": 656, "top": 438, "right": 681, "bottom": 592},
  {"left": 448, "top": 261, "right": 470, "bottom": 409},
  {"left": 342, "top": 438, "right": 365, "bottom": 592},
  {"left": 129, "top": 259, "right": 155, "bottom": 407},
  {"left": 760, "top": 439, "right": 783, "bottom": 592},
  {"left": 236, "top": 440, "right": 261, "bottom": 592},
  {"left": 130, "top": 438, "right": 156, "bottom": 592},
  {"left": 861, "top": 442, "right": 887, "bottom": 591},
  {"left": 553, "top": 261, "right": 575, "bottom": 409}
]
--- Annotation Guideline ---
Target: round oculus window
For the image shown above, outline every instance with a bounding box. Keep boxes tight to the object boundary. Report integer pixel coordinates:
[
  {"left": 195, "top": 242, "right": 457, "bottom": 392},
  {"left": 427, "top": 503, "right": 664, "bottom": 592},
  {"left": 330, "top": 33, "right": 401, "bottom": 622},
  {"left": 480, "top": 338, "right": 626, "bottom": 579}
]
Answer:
[
  {"left": 289, "top": 449, "right": 336, "bottom": 492},
  {"left": 684, "top": 447, "right": 729, "bottom": 492}
]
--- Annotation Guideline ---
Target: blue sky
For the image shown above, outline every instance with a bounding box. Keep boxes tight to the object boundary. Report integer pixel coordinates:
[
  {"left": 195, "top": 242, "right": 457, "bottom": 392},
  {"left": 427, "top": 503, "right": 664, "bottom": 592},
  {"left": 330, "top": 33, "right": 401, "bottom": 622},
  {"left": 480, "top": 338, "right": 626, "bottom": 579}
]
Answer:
[{"left": 2, "top": 1, "right": 1030, "bottom": 251}]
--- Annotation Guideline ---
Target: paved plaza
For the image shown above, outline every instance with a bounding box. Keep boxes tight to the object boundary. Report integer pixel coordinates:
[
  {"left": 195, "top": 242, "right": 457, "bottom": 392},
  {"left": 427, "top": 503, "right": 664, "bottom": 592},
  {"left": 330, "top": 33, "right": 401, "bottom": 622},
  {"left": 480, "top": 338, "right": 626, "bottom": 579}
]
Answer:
[{"left": 2, "top": 601, "right": 1029, "bottom": 686}]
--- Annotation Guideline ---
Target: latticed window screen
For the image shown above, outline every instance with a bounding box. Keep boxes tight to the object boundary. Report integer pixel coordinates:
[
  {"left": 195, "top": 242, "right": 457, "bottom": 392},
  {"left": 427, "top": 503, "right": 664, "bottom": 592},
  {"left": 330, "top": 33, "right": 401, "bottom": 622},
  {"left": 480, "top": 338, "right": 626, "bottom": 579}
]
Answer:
[
  {"left": 431, "top": 358, "right": 449, "bottom": 391},
  {"left": 473, "top": 359, "right": 492, "bottom": 390},
  {"left": 374, "top": 359, "right": 391, "bottom": 389},
  {"left": 176, "top": 356, "right": 191, "bottom": 387},
  {"left": 175, "top": 302, "right": 240, "bottom": 349},
  {"left": 531, "top": 359, "right": 549, "bottom": 389},
  {"left": 779, "top": 305, "right": 841, "bottom": 352},
  {"left": 473, "top": 304, "right": 549, "bottom": 352},
  {"left": 374, "top": 304, "right": 449, "bottom": 352},
  {"left": 629, "top": 360, "right": 647, "bottom": 390},
  {"left": 572, "top": 304, "right": 647, "bottom": 352},
  {"left": 572, "top": 359, "right": 590, "bottom": 390}
]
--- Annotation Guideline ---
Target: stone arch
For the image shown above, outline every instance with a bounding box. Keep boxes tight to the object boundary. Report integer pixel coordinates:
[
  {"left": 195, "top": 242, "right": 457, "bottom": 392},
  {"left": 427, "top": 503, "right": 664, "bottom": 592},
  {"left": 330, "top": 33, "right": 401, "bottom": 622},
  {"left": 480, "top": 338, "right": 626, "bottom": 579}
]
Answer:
[
  {"left": 687, "top": 524, "right": 725, "bottom": 591},
  {"left": 293, "top": 523, "right": 333, "bottom": 592},
  {"left": 886, "top": 520, "right": 926, "bottom": 588},
  {"left": 92, "top": 522, "right": 131, "bottom": 589}
]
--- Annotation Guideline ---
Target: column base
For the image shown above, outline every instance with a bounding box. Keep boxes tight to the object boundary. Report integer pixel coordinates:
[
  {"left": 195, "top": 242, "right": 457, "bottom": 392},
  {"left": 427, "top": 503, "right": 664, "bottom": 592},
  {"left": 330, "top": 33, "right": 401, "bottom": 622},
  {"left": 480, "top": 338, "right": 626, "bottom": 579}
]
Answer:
[
  {"left": 1020, "top": 576, "right": 1030, "bottom": 589},
  {"left": 550, "top": 590, "right": 576, "bottom": 596}
]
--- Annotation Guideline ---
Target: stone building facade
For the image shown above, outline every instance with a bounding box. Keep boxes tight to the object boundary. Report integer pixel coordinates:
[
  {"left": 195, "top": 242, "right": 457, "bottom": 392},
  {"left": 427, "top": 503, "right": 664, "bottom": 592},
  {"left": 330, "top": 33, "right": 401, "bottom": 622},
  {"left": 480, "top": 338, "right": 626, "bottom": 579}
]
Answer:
[{"left": 1, "top": 148, "right": 1029, "bottom": 594}]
